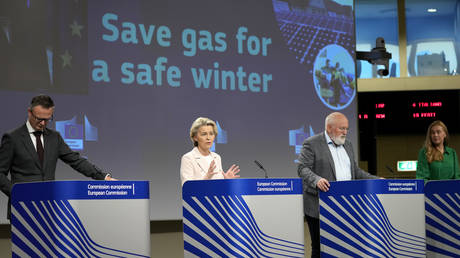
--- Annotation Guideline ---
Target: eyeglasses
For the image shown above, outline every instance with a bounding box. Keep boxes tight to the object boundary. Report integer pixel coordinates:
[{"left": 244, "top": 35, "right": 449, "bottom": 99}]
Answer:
[{"left": 30, "top": 111, "right": 53, "bottom": 123}]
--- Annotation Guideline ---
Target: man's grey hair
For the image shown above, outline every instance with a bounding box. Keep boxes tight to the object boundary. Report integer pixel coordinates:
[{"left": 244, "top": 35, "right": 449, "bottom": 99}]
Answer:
[{"left": 324, "top": 112, "right": 345, "bottom": 130}]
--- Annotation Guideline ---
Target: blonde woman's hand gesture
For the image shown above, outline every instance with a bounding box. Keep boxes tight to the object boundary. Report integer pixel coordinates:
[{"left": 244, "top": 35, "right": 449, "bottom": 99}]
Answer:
[
  {"left": 223, "top": 164, "right": 240, "bottom": 179},
  {"left": 205, "top": 160, "right": 218, "bottom": 179}
]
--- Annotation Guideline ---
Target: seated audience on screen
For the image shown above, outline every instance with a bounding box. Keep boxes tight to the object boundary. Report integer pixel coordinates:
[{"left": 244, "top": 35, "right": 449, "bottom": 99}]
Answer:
[
  {"left": 416, "top": 120, "right": 460, "bottom": 181},
  {"left": 180, "top": 117, "right": 239, "bottom": 186}
]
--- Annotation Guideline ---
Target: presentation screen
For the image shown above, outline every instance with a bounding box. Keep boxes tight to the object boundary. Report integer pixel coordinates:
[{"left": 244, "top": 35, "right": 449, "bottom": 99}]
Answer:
[{"left": 0, "top": 0, "right": 357, "bottom": 222}]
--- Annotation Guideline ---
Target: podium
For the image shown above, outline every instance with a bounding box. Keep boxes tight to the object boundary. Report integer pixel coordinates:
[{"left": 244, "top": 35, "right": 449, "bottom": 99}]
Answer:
[
  {"left": 11, "top": 180, "right": 150, "bottom": 257},
  {"left": 182, "top": 178, "right": 305, "bottom": 257},
  {"left": 424, "top": 179, "right": 460, "bottom": 257},
  {"left": 319, "top": 179, "right": 426, "bottom": 257}
]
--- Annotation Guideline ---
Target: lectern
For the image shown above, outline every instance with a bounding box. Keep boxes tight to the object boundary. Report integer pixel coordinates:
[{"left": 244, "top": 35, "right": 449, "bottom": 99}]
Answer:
[
  {"left": 319, "top": 179, "right": 426, "bottom": 257},
  {"left": 424, "top": 179, "right": 460, "bottom": 257},
  {"left": 11, "top": 180, "right": 150, "bottom": 257},
  {"left": 182, "top": 178, "right": 305, "bottom": 257}
]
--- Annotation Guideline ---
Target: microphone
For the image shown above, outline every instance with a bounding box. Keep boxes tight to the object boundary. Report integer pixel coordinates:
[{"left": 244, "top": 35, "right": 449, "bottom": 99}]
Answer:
[
  {"left": 254, "top": 160, "right": 268, "bottom": 178},
  {"left": 385, "top": 165, "right": 396, "bottom": 178},
  {"left": 385, "top": 165, "right": 395, "bottom": 174}
]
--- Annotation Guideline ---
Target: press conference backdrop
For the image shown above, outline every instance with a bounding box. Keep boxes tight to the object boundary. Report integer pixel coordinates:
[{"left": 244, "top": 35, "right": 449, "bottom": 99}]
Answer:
[{"left": 0, "top": 0, "right": 357, "bottom": 222}]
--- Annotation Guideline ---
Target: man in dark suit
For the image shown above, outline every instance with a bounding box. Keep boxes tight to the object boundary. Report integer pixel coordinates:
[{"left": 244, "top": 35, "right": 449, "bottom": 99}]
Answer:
[
  {"left": 0, "top": 95, "right": 114, "bottom": 219},
  {"left": 297, "top": 112, "right": 379, "bottom": 258}
]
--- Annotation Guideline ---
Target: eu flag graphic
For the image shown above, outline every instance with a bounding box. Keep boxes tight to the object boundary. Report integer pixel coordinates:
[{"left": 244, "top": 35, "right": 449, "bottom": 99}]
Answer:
[
  {"left": 55, "top": 115, "right": 98, "bottom": 151},
  {"left": 0, "top": 0, "right": 89, "bottom": 94},
  {"left": 289, "top": 125, "right": 315, "bottom": 161}
]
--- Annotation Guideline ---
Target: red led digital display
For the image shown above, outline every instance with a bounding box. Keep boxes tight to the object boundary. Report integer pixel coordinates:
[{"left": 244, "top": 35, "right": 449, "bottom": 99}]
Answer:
[
  {"left": 358, "top": 114, "right": 369, "bottom": 120},
  {"left": 359, "top": 90, "right": 459, "bottom": 135},
  {"left": 410, "top": 100, "right": 442, "bottom": 119},
  {"left": 413, "top": 112, "right": 436, "bottom": 118},
  {"left": 367, "top": 100, "right": 443, "bottom": 120},
  {"left": 411, "top": 102, "right": 443, "bottom": 108},
  {"left": 372, "top": 103, "right": 386, "bottom": 119}
]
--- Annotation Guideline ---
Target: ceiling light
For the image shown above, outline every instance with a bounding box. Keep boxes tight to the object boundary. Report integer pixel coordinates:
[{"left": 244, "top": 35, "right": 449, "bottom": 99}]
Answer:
[{"left": 427, "top": 8, "right": 437, "bottom": 13}]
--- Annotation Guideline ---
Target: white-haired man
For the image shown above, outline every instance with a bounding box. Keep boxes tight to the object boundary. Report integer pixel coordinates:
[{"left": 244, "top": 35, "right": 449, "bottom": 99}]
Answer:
[{"left": 297, "top": 112, "right": 379, "bottom": 257}]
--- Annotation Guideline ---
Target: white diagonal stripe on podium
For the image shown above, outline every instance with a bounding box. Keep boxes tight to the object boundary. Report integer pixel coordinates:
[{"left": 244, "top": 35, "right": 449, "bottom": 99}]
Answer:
[
  {"left": 183, "top": 218, "right": 223, "bottom": 257},
  {"left": 224, "top": 196, "right": 301, "bottom": 256},
  {"left": 46, "top": 200, "right": 89, "bottom": 256},
  {"left": 11, "top": 206, "right": 47, "bottom": 257},
  {"left": 54, "top": 200, "right": 124, "bottom": 257},
  {"left": 217, "top": 196, "right": 276, "bottom": 257},
  {"left": 320, "top": 221, "right": 375, "bottom": 257},
  {"left": 184, "top": 198, "right": 250, "bottom": 257},
  {"left": 329, "top": 196, "right": 395, "bottom": 255},
  {"left": 321, "top": 242, "right": 353, "bottom": 258},
  {"left": 426, "top": 203, "right": 460, "bottom": 235},
  {"left": 39, "top": 201, "right": 80, "bottom": 257},
  {"left": 357, "top": 195, "right": 423, "bottom": 249},
  {"left": 58, "top": 200, "right": 109, "bottom": 256},
  {"left": 11, "top": 242, "right": 29, "bottom": 257},
  {"left": 320, "top": 200, "right": 390, "bottom": 257},
  {"left": 52, "top": 200, "right": 99, "bottom": 256},
  {"left": 235, "top": 195, "right": 304, "bottom": 250},
  {"left": 433, "top": 194, "right": 459, "bottom": 219},
  {"left": 352, "top": 195, "right": 424, "bottom": 254},
  {"left": 425, "top": 198, "right": 460, "bottom": 228},
  {"left": 204, "top": 196, "right": 260, "bottom": 257},
  {"left": 426, "top": 224, "right": 460, "bottom": 254},
  {"left": 19, "top": 202, "right": 66, "bottom": 256},
  {"left": 446, "top": 193, "right": 460, "bottom": 210},
  {"left": 31, "top": 201, "right": 77, "bottom": 256}
]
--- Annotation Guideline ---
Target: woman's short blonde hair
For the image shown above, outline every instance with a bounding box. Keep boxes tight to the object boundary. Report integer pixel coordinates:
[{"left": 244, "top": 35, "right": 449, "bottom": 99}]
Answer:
[{"left": 189, "top": 117, "right": 218, "bottom": 146}]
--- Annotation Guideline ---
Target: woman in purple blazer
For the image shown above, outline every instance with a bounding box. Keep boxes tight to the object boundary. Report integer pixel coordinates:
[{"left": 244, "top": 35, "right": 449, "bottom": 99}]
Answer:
[{"left": 180, "top": 117, "right": 240, "bottom": 186}]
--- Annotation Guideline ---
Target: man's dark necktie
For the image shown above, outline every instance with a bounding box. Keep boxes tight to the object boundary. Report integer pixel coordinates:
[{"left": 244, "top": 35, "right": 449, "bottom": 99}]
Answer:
[{"left": 33, "top": 131, "right": 44, "bottom": 167}]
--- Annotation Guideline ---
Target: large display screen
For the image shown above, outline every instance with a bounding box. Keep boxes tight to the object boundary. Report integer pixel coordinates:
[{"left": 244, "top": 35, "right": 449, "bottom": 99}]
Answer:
[{"left": 0, "top": 0, "right": 357, "bottom": 222}]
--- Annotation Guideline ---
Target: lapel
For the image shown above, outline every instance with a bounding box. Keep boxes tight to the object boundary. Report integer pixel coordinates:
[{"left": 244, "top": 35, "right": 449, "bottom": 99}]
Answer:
[
  {"left": 43, "top": 128, "right": 53, "bottom": 171},
  {"left": 19, "top": 124, "right": 42, "bottom": 170},
  {"left": 192, "top": 147, "right": 215, "bottom": 173},
  {"left": 321, "top": 132, "right": 337, "bottom": 181}
]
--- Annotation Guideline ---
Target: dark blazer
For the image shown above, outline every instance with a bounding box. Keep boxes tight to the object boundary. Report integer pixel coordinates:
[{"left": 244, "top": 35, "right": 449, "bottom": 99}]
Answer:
[
  {"left": 297, "top": 132, "right": 378, "bottom": 218},
  {"left": 0, "top": 124, "right": 107, "bottom": 217}
]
